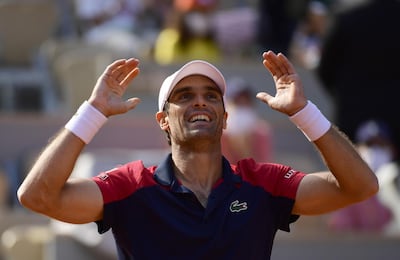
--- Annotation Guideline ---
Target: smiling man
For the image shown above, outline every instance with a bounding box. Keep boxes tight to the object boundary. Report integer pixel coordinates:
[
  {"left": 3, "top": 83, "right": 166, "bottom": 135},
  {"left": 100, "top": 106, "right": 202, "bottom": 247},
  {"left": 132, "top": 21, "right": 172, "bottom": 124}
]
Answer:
[{"left": 18, "top": 51, "right": 378, "bottom": 259}]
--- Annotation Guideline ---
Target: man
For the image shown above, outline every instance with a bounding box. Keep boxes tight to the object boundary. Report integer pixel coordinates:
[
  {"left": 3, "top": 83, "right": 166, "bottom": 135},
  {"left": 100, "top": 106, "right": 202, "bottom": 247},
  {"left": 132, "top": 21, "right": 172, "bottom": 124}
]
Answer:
[{"left": 18, "top": 51, "right": 378, "bottom": 259}]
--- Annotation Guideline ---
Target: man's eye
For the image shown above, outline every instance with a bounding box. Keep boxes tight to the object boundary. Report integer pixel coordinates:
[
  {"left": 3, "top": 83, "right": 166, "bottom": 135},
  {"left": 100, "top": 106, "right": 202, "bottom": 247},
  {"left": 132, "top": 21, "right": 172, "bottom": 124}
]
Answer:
[
  {"left": 179, "top": 93, "right": 192, "bottom": 100},
  {"left": 207, "top": 93, "right": 219, "bottom": 100}
]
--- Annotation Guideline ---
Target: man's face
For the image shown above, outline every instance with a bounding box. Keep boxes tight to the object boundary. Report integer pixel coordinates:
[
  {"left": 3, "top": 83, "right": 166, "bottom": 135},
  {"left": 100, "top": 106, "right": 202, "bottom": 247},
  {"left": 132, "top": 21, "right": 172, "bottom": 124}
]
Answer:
[{"left": 157, "top": 75, "right": 227, "bottom": 146}]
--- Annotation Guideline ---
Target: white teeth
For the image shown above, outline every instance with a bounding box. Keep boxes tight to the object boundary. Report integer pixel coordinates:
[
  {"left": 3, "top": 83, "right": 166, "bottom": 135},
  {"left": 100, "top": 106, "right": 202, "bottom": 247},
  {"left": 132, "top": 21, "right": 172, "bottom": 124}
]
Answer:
[{"left": 190, "top": 115, "right": 210, "bottom": 122}]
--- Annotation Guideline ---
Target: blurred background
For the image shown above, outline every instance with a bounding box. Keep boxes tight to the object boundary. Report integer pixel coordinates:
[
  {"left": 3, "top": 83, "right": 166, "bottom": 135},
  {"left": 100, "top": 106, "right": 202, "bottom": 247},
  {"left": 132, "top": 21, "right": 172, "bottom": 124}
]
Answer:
[{"left": 0, "top": 0, "right": 399, "bottom": 259}]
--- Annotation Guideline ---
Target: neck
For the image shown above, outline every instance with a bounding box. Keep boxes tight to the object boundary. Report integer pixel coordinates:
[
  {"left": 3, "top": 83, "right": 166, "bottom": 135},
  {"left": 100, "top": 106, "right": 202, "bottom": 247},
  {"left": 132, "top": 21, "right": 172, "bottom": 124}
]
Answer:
[{"left": 171, "top": 148, "right": 223, "bottom": 207}]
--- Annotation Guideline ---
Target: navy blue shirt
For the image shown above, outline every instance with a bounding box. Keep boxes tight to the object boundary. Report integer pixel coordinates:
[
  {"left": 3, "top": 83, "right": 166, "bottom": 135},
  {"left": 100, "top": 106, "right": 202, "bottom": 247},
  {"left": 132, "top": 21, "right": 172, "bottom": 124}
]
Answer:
[{"left": 93, "top": 154, "right": 305, "bottom": 259}]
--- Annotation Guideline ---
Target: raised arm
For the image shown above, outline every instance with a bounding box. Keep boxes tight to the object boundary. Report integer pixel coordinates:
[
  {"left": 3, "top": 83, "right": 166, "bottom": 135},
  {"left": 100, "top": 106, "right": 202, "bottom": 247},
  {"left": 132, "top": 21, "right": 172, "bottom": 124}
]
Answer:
[
  {"left": 256, "top": 51, "right": 378, "bottom": 215},
  {"left": 17, "top": 58, "right": 141, "bottom": 224}
]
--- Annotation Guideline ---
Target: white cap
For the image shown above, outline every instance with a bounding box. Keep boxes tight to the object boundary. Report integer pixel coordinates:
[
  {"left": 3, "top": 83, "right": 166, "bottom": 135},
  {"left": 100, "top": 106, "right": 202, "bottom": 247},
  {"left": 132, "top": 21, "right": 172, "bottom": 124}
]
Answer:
[{"left": 158, "top": 60, "right": 226, "bottom": 111}]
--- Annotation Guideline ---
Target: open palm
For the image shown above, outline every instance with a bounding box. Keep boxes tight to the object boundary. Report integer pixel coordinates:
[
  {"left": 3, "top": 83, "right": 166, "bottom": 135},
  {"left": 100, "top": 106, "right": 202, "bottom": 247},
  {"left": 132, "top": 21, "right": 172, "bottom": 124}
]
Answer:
[
  {"left": 256, "top": 51, "right": 307, "bottom": 116},
  {"left": 88, "top": 58, "right": 141, "bottom": 117}
]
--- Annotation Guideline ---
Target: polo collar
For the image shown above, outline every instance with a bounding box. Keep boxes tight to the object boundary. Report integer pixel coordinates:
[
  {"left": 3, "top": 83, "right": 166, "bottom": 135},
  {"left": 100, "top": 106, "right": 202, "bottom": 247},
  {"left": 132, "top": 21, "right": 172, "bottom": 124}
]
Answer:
[{"left": 153, "top": 153, "right": 241, "bottom": 192}]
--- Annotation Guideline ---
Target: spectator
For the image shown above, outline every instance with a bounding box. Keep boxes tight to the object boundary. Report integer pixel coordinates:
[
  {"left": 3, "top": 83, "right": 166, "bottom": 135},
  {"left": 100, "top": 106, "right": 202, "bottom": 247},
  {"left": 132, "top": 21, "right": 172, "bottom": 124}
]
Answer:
[
  {"left": 153, "top": 8, "right": 220, "bottom": 65},
  {"left": 356, "top": 119, "right": 400, "bottom": 235},
  {"left": 376, "top": 157, "right": 400, "bottom": 236},
  {"left": 222, "top": 77, "right": 272, "bottom": 163},
  {"left": 173, "top": 0, "right": 218, "bottom": 13},
  {"left": 211, "top": 5, "right": 259, "bottom": 58},
  {"left": 257, "top": 0, "right": 311, "bottom": 55},
  {"left": 316, "top": 0, "right": 400, "bottom": 159},
  {"left": 355, "top": 120, "right": 397, "bottom": 172},
  {"left": 289, "top": 1, "right": 329, "bottom": 70},
  {"left": 72, "top": 0, "right": 156, "bottom": 58}
]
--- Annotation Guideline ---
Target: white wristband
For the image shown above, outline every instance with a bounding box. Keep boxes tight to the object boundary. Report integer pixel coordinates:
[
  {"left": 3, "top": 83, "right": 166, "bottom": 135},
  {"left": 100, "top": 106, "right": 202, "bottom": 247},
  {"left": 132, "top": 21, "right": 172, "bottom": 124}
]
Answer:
[
  {"left": 289, "top": 100, "right": 331, "bottom": 141},
  {"left": 65, "top": 101, "right": 108, "bottom": 144}
]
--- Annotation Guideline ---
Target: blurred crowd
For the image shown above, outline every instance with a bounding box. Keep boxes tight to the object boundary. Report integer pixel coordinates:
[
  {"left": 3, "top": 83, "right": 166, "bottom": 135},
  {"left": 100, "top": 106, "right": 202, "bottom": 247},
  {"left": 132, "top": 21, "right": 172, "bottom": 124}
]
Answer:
[
  {"left": 1, "top": 1, "right": 400, "bottom": 254},
  {"left": 64, "top": 0, "right": 332, "bottom": 66}
]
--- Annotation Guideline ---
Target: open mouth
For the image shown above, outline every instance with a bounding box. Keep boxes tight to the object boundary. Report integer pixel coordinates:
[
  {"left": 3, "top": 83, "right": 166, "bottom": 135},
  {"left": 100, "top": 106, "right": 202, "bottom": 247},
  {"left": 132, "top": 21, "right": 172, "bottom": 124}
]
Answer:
[{"left": 189, "top": 114, "right": 211, "bottom": 122}]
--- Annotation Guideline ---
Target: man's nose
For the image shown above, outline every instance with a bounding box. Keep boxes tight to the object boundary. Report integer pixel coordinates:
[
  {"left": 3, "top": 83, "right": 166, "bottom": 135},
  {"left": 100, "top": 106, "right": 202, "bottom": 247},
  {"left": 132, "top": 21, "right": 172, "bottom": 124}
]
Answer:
[{"left": 193, "top": 95, "right": 207, "bottom": 107}]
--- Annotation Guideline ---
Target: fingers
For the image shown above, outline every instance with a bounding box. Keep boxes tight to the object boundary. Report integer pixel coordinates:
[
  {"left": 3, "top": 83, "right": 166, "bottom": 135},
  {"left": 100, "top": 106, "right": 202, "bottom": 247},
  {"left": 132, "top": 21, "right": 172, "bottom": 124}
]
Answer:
[
  {"left": 263, "top": 51, "right": 282, "bottom": 78},
  {"left": 262, "top": 51, "right": 295, "bottom": 78},
  {"left": 103, "top": 58, "right": 140, "bottom": 87},
  {"left": 117, "top": 58, "right": 140, "bottom": 81},
  {"left": 277, "top": 53, "right": 296, "bottom": 75},
  {"left": 120, "top": 67, "right": 140, "bottom": 87},
  {"left": 125, "top": 97, "right": 141, "bottom": 111},
  {"left": 104, "top": 59, "right": 128, "bottom": 79},
  {"left": 256, "top": 92, "right": 273, "bottom": 104}
]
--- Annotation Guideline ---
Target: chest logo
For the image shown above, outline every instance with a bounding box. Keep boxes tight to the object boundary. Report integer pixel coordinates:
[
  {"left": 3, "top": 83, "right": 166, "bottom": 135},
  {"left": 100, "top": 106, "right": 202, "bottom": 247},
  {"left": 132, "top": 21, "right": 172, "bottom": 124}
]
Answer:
[{"left": 230, "top": 200, "right": 248, "bottom": 213}]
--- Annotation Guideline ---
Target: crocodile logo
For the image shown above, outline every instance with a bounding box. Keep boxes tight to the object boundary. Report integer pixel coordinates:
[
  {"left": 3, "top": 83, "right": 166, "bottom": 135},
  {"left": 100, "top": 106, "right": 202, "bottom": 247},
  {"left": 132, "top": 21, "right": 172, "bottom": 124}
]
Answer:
[{"left": 230, "top": 200, "right": 248, "bottom": 213}]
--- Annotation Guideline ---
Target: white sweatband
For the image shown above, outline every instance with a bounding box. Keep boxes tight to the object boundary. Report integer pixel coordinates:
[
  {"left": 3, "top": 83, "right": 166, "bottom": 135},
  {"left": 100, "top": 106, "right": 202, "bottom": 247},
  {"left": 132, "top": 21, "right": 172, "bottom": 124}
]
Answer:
[
  {"left": 65, "top": 101, "right": 108, "bottom": 144},
  {"left": 289, "top": 100, "right": 331, "bottom": 141}
]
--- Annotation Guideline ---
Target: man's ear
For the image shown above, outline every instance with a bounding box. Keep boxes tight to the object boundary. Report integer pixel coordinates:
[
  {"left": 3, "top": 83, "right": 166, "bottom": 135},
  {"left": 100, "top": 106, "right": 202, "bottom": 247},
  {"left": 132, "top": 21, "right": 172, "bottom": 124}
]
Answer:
[
  {"left": 156, "top": 111, "right": 169, "bottom": 130},
  {"left": 223, "top": 111, "right": 228, "bottom": 130}
]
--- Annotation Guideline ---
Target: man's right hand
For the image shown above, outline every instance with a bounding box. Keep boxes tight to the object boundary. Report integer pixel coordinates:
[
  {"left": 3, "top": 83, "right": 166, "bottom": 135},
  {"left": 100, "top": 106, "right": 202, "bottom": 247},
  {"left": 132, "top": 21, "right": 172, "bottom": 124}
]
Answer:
[{"left": 88, "top": 58, "right": 141, "bottom": 117}]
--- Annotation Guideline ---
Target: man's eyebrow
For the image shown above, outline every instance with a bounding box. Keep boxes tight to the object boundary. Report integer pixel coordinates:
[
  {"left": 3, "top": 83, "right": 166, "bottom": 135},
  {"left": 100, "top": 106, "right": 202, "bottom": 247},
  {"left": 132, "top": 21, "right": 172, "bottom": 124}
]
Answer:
[{"left": 169, "top": 86, "right": 192, "bottom": 96}]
